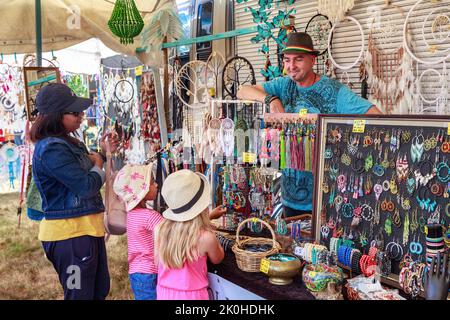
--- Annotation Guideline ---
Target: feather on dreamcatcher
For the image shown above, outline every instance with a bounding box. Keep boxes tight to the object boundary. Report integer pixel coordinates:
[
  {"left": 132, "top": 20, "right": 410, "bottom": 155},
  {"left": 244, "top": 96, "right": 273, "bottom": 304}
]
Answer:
[{"left": 318, "top": 0, "right": 355, "bottom": 23}]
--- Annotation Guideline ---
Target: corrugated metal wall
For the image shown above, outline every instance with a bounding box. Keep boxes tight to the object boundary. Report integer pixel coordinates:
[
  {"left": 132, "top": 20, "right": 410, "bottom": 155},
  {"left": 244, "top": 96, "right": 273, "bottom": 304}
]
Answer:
[{"left": 234, "top": 0, "right": 450, "bottom": 114}]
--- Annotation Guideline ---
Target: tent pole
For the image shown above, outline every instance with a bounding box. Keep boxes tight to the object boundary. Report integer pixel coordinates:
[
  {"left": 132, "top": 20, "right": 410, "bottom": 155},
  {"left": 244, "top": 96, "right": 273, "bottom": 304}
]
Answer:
[
  {"left": 151, "top": 67, "right": 168, "bottom": 147},
  {"left": 35, "top": 0, "right": 42, "bottom": 67},
  {"left": 163, "top": 36, "right": 170, "bottom": 134}
]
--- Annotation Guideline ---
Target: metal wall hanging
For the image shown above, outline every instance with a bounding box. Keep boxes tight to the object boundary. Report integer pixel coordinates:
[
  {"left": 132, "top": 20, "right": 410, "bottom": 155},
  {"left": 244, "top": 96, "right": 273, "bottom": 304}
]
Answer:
[{"left": 222, "top": 56, "right": 256, "bottom": 100}]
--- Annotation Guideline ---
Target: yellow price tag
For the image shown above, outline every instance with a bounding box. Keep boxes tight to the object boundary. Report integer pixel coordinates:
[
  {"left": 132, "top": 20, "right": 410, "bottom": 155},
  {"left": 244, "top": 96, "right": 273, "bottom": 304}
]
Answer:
[
  {"left": 352, "top": 120, "right": 366, "bottom": 133},
  {"left": 260, "top": 259, "right": 270, "bottom": 274},
  {"left": 299, "top": 108, "right": 308, "bottom": 116},
  {"left": 243, "top": 152, "right": 257, "bottom": 163},
  {"left": 135, "top": 66, "right": 143, "bottom": 76},
  {"left": 447, "top": 123, "right": 450, "bottom": 135}
]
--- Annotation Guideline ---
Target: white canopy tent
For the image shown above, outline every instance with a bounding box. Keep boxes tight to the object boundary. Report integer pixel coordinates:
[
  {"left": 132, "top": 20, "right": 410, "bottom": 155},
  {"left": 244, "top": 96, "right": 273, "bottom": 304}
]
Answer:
[
  {"left": 0, "top": 0, "right": 171, "bottom": 67},
  {"left": 0, "top": 0, "right": 175, "bottom": 144}
]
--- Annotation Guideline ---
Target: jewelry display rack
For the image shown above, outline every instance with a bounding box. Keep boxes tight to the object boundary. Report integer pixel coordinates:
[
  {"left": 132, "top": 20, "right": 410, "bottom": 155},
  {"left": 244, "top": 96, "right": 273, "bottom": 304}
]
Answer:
[{"left": 313, "top": 114, "right": 450, "bottom": 296}]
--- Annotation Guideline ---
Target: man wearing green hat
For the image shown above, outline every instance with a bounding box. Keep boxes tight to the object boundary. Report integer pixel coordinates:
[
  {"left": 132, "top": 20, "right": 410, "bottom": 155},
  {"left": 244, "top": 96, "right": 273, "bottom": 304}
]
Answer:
[{"left": 237, "top": 32, "right": 381, "bottom": 217}]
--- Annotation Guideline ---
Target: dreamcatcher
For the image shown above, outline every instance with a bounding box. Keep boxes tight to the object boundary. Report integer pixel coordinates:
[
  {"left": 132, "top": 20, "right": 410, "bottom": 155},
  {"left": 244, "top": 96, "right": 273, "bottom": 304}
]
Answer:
[
  {"left": 99, "top": 66, "right": 140, "bottom": 161},
  {"left": 205, "top": 52, "right": 226, "bottom": 100},
  {"left": 317, "top": 0, "right": 355, "bottom": 23},
  {"left": 0, "top": 63, "right": 24, "bottom": 114},
  {"left": 413, "top": 63, "right": 449, "bottom": 115},
  {"left": 327, "top": 15, "right": 364, "bottom": 90},
  {"left": 0, "top": 142, "right": 19, "bottom": 188},
  {"left": 363, "top": 3, "right": 415, "bottom": 114},
  {"left": 175, "top": 60, "right": 212, "bottom": 165},
  {"left": 222, "top": 56, "right": 256, "bottom": 100},
  {"left": 305, "top": 13, "right": 334, "bottom": 77},
  {"left": 403, "top": 0, "right": 450, "bottom": 66},
  {"left": 175, "top": 60, "right": 211, "bottom": 109},
  {"left": 402, "top": 0, "right": 450, "bottom": 114}
]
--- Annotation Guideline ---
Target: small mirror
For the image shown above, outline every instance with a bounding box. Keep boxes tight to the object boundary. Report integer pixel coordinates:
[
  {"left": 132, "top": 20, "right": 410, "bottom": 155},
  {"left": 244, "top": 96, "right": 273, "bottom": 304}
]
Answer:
[{"left": 23, "top": 66, "right": 61, "bottom": 121}]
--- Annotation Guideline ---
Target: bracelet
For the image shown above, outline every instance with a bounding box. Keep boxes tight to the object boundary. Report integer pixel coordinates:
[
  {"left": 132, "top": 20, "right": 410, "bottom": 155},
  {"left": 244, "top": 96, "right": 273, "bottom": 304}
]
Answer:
[{"left": 264, "top": 94, "right": 275, "bottom": 106}]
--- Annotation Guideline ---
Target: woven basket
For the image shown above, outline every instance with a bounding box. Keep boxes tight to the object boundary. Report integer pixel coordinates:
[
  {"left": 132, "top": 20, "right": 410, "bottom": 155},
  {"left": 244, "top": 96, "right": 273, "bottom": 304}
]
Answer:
[{"left": 232, "top": 218, "right": 281, "bottom": 272}]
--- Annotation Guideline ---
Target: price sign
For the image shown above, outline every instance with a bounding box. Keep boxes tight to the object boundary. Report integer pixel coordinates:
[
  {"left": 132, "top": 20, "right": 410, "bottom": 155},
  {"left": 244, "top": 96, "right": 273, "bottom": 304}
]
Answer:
[
  {"left": 352, "top": 119, "right": 366, "bottom": 133},
  {"left": 294, "top": 246, "right": 304, "bottom": 258},
  {"left": 299, "top": 108, "right": 308, "bottom": 116},
  {"left": 447, "top": 123, "right": 450, "bottom": 135},
  {"left": 135, "top": 66, "right": 143, "bottom": 76},
  {"left": 260, "top": 258, "right": 270, "bottom": 274},
  {"left": 243, "top": 152, "right": 257, "bottom": 163}
]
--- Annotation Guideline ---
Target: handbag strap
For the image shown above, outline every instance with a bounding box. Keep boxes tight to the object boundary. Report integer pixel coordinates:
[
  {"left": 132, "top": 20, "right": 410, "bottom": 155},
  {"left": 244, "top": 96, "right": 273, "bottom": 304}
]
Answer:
[{"left": 105, "top": 137, "right": 113, "bottom": 217}]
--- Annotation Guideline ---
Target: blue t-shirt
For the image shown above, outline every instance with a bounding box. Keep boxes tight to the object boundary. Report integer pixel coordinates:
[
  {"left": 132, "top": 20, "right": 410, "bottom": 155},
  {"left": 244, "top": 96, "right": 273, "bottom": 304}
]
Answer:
[{"left": 263, "top": 75, "right": 373, "bottom": 211}]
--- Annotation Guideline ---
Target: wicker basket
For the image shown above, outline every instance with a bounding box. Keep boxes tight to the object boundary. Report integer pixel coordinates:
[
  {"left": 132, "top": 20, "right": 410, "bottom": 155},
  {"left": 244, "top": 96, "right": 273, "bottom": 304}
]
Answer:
[{"left": 232, "top": 218, "right": 281, "bottom": 272}]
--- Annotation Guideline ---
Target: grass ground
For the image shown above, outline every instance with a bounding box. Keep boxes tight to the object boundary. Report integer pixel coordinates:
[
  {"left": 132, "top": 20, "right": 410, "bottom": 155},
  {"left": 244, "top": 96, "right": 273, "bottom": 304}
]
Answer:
[{"left": 0, "top": 192, "right": 132, "bottom": 300}]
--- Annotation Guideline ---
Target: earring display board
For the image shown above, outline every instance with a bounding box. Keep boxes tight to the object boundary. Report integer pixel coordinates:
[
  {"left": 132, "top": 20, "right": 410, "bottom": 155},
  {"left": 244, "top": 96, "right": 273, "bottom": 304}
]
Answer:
[{"left": 312, "top": 114, "right": 450, "bottom": 282}]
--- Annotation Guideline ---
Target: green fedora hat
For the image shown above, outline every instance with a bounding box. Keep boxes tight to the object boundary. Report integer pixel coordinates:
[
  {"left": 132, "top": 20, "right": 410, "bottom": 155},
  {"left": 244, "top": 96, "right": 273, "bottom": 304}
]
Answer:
[{"left": 282, "top": 32, "right": 320, "bottom": 56}]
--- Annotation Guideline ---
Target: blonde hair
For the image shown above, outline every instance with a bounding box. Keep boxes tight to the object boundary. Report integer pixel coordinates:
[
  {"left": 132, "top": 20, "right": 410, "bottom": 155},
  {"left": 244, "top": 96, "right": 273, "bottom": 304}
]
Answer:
[{"left": 156, "top": 209, "right": 211, "bottom": 269}]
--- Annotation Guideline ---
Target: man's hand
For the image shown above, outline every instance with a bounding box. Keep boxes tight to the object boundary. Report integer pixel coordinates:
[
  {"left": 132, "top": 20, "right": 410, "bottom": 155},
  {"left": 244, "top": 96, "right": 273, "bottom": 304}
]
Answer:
[
  {"left": 209, "top": 206, "right": 227, "bottom": 220},
  {"left": 99, "top": 132, "right": 119, "bottom": 156},
  {"left": 270, "top": 98, "right": 285, "bottom": 113},
  {"left": 426, "top": 252, "right": 450, "bottom": 300},
  {"left": 87, "top": 152, "right": 104, "bottom": 169}
]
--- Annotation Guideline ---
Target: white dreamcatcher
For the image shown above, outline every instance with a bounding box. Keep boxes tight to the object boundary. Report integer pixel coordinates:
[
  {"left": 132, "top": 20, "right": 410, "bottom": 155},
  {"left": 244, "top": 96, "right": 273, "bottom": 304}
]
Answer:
[
  {"left": 413, "top": 62, "right": 449, "bottom": 115},
  {"left": 363, "top": 3, "right": 415, "bottom": 114},
  {"left": 318, "top": 0, "right": 355, "bottom": 23},
  {"left": 205, "top": 52, "right": 226, "bottom": 100},
  {"left": 176, "top": 60, "right": 213, "bottom": 163},
  {"left": 327, "top": 16, "right": 365, "bottom": 71},
  {"left": 403, "top": 0, "right": 450, "bottom": 65}
]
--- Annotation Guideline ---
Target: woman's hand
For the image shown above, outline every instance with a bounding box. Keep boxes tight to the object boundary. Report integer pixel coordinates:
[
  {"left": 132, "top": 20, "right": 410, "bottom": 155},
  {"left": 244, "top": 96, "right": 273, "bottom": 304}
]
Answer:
[
  {"left": 99, "top": 132, "right": 119, "bottom": 156},
  {"left": 209, "top": 206, "right": 227, "bottom": 220},
  {"left": 87, "top": 152, "right": 104, "bottom": 168}
]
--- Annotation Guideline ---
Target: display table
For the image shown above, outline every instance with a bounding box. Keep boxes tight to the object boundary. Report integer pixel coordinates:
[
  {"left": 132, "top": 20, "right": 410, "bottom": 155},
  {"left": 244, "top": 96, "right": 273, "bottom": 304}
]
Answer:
[{"left": 207, "top": 252, "right": 315, "bottom": 300}]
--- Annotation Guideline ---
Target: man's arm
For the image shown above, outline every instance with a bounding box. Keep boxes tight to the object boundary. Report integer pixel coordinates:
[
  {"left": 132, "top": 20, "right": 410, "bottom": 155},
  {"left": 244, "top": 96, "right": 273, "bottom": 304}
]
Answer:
[
  {"left": 366, "top": 105, "right": 383, "bottom": 114},
  {"left": 237, "top": 85, "right": 285, "bottom": 113}
]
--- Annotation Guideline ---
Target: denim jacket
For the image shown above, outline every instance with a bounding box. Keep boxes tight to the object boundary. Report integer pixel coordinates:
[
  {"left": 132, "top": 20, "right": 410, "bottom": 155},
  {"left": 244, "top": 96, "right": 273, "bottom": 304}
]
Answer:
[{"left": 32, "top": 137, "right": 105, "bottom": 220}]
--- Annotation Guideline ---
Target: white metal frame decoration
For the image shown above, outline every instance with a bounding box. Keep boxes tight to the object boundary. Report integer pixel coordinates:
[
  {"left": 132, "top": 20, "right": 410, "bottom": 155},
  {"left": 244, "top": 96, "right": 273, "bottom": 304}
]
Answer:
[
  {"left": 413, "top": 62, "right": 449, "bottom": 115},
  {"left": 175, "top": 60, "right": 212, "bottom": 109},
  {"left": 327, "top": 16, "right": 365, "bottom": 71},
  {"left": 403, "top": 0, "right": 450, "bottom": 66}
]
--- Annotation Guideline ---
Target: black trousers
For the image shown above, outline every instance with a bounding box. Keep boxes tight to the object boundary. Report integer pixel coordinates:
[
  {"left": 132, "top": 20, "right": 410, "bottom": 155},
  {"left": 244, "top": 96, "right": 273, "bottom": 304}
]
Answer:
[{"left": 42, "top": 235, "right": 110, "bottom": 300}]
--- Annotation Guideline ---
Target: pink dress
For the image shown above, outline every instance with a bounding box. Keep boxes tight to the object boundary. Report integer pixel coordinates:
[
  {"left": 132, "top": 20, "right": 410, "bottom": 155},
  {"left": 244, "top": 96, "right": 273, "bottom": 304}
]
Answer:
[{"left": 157, "top": 255, "right": 209, "bottom": 300}]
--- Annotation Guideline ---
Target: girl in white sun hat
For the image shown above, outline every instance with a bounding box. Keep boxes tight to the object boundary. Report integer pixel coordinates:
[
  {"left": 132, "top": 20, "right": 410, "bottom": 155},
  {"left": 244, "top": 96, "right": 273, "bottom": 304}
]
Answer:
[{"left": 156, "top": 169, "right": 226, "bottom": 300}]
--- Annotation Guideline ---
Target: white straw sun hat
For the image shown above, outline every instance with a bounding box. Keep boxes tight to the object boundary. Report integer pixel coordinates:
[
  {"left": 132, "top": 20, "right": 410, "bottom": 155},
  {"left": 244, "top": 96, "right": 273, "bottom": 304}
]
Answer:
[{"left": 161, "top": 169, "right": 210, "bottom": 222}]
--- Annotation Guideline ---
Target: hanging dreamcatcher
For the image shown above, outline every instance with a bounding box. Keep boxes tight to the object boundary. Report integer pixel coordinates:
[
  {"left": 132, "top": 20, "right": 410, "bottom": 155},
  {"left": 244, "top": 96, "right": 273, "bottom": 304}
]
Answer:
[
  {"left": 175, "top": 60, "right": 212, "bottom": 109},
  {"left": 222, "top": 56, "right": 256, "bottom": 100},
  {"left": 363, "top": 3, "right": 415, "bottom": 114},
  {"left": 0, "top": 143, "right": 19, "bottom": 189},
  {"left": 205, "top": 52, "right": 226, "bottom": 100},
  {"left": 176, "top": 60, "right": 212, "bottom": 164},
  {"left": 305, "top": 13, "right": 334, "bottom": 77},
  {"left": 413, "top": 63, "right": 449, "bottom": 115},
  {"left": 403, "top": 0, "right": 450, "bottom": 66},
  {"left": 317, "top": 0, "right": 355, "bottom": 23}
]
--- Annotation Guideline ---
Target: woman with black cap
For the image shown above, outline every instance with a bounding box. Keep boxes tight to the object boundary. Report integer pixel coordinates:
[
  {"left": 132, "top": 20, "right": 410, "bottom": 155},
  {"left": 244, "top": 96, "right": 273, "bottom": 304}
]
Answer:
[{"left": 30, "top": 83, "right": 118, "bottom": 300}]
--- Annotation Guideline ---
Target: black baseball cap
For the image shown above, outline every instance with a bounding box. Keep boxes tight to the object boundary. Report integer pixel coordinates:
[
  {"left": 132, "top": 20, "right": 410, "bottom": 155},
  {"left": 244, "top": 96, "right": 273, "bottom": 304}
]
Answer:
[{"left": 35, "top": 83, "right": 92, "bottom": 115}]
